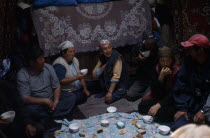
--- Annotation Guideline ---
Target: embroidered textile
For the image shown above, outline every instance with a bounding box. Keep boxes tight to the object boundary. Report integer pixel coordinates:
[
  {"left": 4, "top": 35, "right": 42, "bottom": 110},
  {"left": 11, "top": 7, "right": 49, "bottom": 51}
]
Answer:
[{"left": 31, "top": 0, "right": 151, "bottom": 56}]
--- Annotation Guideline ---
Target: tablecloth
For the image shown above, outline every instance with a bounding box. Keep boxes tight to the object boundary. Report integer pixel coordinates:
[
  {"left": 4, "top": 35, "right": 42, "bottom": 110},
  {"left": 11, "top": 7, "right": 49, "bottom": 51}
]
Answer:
[{"left": 54, "top": 112, "right": 170, "bottom": 138}]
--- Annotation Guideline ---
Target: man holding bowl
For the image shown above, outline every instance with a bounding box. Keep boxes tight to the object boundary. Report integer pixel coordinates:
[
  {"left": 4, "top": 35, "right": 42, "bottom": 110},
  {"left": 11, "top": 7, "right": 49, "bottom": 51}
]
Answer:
[{"left": 53, "top": 40, "right": 91, "bottom": 105}]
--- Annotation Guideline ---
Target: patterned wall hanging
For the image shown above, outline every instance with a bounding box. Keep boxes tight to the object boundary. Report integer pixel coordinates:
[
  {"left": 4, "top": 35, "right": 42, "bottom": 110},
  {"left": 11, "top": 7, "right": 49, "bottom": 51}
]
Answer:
[
  {"left": 31, "top": 0, "right": 152, "bottom": 56},
  {"left": 172, "top": 0, "right": 210, "bottom": 43}
]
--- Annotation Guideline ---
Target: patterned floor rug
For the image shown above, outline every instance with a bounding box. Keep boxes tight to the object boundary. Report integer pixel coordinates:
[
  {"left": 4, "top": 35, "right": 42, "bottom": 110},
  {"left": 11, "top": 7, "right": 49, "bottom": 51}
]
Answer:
[{"left": 78, "top": 95, "right": 136, "bottom": 118}]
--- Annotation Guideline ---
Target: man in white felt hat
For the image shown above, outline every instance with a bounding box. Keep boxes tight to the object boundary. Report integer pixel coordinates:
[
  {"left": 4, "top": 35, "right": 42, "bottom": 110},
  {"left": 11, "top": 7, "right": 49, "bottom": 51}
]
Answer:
[{"left": 53, "top": 40, "right": 91, "bottom": 106}]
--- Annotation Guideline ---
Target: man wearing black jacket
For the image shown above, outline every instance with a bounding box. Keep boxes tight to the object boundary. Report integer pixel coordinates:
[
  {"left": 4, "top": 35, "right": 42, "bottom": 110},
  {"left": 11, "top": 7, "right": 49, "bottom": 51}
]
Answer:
[
  {"left": 171, "top": 34, "right": 210, "bottom": 131},
  {"left": 127, "top": 31, "right": 159, "bottom": 101}
]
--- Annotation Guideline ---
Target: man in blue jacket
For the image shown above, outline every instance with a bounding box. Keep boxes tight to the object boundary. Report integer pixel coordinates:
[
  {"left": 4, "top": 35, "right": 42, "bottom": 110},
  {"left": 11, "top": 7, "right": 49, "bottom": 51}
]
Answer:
[{"left": 171, "top": 34, "right": 210, "bottom": 130}]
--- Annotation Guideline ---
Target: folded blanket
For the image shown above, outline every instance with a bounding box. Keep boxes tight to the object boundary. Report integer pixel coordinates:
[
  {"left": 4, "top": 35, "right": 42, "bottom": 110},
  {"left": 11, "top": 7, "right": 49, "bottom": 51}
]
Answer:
[
  {"left": 33, "top": 0, "right": 78, "bottom": 7},
  {"left": 77, "top": 0, "right": 111, "bottom": 4}
]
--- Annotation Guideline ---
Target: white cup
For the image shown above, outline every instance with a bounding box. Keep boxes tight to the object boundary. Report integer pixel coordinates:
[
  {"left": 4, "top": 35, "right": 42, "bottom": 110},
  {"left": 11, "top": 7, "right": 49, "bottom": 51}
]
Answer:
[
  {"left": 141, "top": 51, "right": 150, "bottom": 57},
  {"left": 116, "top": 121, "right": 125, "bottom": 129},
  {"left": 107, "top": 106, "right": 117, "bottom": 113},
  {"left": 101, "top": 120, "right": 109, "bottom": 127},
  {"left": 158, "top": 125, "right": 170, "bottom": 135},
  {"left": 1, "top": 111, "right": 16, "bottom": 123},
  {"left": 80, "top": 69, "right": 88, "bottom": 75},
  {"left": 143, "top": 115, "right": 153, "bottom": 124},
  {"left": 69, "top": 123, "right": 80, "bottom": 133}
]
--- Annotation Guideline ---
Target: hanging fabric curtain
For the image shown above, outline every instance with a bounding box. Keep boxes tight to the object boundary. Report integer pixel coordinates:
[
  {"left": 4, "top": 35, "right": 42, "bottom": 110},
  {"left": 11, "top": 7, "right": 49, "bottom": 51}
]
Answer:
[{"left": 31, "top": 0, "right": 152, "bottom": 57}]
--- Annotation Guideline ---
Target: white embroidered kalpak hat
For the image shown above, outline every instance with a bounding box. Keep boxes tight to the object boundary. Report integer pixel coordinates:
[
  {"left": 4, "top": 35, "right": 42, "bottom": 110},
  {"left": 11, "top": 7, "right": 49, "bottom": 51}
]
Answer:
[
  {"left": 99, "top": 39, "right": 111, "bottom": 46},
  {"left": 59, "top": 41, "right": 74, "bottom": 51}
]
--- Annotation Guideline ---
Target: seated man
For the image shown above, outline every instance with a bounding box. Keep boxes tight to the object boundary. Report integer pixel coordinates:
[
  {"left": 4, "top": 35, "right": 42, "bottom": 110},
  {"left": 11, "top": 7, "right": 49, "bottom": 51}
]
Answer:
[
  {"left": 127, "top": 31, "right": 159, "bottom": 101},
  {"left": 92, "top": 40, "right": 128, "bottom": 104},
  {"left": 0, "top": 80, "right": 44, "bottom": 138},
  {"left": 171, "top": 34, "right": 210, "bottom": 131},
  {"left": 17, "top": 47, "right": 76, "bottom": 131},
  {"left": 138, "top": 46, "right": 180, "bottom": 123},
  {"left": 53, "top": 41, "right": 91, "bottom": 105},
  {"left": 203, "top": 86, "right": 210, "bottom": 125}
]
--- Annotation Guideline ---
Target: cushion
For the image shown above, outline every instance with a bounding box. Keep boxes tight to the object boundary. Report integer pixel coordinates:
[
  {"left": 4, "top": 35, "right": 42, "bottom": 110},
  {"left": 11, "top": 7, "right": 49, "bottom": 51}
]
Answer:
[
  {"left": 141, "top": 90, "right": 154, "bottom": 102},
  {"left": 33, "top": 0, "right": 78, "bottom": 7}
]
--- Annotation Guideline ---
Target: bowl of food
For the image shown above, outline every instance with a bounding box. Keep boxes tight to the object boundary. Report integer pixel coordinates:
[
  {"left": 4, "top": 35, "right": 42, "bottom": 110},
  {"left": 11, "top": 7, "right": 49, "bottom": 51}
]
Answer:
[
  {"left": 1, "top": 111, "right": 15, "bottom": 123},
  {"left": 80, "top": 69, "right": 88, "bottom": 75},
  {"left": 143, "top": 115, "right": 153, "bottom": 124},
  {"left": 107, "top": 106, "right": 117, "bottom": 113},
  {"left": 69, "top": 123, "right": 80, "bottom": 133},
  {"left": 101, "top": 120, "right": 109, "bottom": 127},
  {"left": 158, "top": 125, "right": 170, "bottom": 135}
]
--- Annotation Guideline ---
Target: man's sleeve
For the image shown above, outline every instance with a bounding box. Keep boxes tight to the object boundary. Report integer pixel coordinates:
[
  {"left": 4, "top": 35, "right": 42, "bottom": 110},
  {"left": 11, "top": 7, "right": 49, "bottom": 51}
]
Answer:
[
  {"left": 172, "top": 63, "right": 191, "bottom": 112},
  {"left": 204, "top": 92, "right": 210, "bottom": 123},
  {"left": 92, "top": 60, "right": 102, "bottom": 78},
  {"left": 53, "top": 64, "right": 66, "bottom": 81},
  {"left": 17, "top": 70, "right": 31, "bottom": 98},
  {"left": 47, "top": 64, "right": 60, "bottom": 89},
  {"left": 111, "top": 57, "right": 122, "bottom": 82}
]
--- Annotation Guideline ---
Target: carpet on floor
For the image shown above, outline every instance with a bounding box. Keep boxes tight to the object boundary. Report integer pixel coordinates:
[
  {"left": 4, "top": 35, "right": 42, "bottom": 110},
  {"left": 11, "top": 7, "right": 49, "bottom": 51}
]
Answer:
[{"left": 78, "top": 95, "right": 135, "bottom": 118}]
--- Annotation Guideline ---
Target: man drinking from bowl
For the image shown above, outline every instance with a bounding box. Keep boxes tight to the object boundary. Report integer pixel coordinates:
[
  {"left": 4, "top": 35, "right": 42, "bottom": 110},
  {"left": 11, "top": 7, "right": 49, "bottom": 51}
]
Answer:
[
  {"left": 53, "top": 40, "right": 91, "bottom": 105},
  {"left": 127, "top": 31, "right": 159, "bottom": 101}
]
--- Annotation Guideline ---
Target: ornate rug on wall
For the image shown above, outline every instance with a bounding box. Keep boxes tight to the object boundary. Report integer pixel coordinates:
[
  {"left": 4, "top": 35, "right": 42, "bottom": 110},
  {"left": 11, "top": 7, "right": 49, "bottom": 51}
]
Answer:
[
  {"left": 173, "top": 0, "right": 210, "bottom": 43},
  {"left": 31, "top": 0, "right": 151, "bottom": 56}
]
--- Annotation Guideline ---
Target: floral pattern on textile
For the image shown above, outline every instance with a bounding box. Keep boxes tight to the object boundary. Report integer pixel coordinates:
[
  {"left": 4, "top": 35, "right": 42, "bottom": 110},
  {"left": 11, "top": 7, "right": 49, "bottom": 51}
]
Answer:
[
  {"left": 54, "top": 112, "right": 170, "bottom": 138},
  {"left": 76, "top": 3, "right": 113, "bottom": 20},
  {"left": 31, "top": 0, "right": 151, "bottom": 56},
  {"left": 172, "top": 0, "right": 210, "bottom": 43}
]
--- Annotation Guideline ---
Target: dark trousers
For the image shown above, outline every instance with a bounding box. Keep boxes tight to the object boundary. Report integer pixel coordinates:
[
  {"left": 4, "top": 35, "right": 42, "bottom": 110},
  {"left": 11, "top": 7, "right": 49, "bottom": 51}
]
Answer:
[
  {"left": 170, "top": 113, "right": 194, "bottom": 131},
  {"left": 127, "top": 80, "right": 150, "bottom": 98},
  {"left": 71, "top": 89, "right": 87, "bottom": 105},
  {"left": 85, "top": 80, "right": 102, "bottom": 94},
  {"left": 112, "top": 87, "right": 127, "bottom": 102},
  {"left": 86, "top": 79, "right": 127, "bottom": 103},
  {"left": 138, "top": 99, "right": 176, "bottom": 123},
  {"left": 1, "top": 113, "right": 44, "bottom": 138},
  {"left": 94, "top": 87, "right": 127, "bottom": 103},
  {"left": 24, "top": 92, "right": 76, "bottom": 130},
  {"left": 1, "top": 120, "right": 27, "bottom": 138}
]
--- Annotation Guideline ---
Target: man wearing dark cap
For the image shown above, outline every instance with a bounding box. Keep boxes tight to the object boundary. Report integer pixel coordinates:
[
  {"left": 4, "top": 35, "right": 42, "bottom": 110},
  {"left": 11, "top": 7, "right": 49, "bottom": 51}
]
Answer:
[
  {"left": 171, "top": 34, "right": 210, "bottom": 130},
  {"left": 127, "top": 31, "right": 159, "bottom": 101}
]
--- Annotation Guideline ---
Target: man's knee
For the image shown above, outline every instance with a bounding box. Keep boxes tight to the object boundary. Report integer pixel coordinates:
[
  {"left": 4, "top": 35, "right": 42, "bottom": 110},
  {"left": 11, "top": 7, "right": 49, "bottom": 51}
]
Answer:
[
  {"left": 127, "top": 83, "right": 149, "bottom": 98},
  {"left": 127, "top": 89, "right": 137, "bottom": 98},
  {"left": 171, "top": 116, "right": 189, "bottom": 131},
  {"left": 62, "top": 92, "right": 76, "bottom": 103}
]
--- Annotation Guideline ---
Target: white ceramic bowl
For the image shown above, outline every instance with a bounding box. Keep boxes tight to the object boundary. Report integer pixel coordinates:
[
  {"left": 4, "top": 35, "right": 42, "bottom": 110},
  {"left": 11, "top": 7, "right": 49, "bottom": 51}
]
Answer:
[
  {"left": 142, "top": 115, "right": 153, "bottom": 124},
  {"left": 1, "top": 111, "right": 15, "bottom": 123},
  {"left": 80, "top": 69, "right": 88, "bottom": 75},
  {"left": 69, "top": 123, "right": 80, "bottom": 133},
  {"left": 141, "top": 51, "right": 150, "bottom": 57},
  {"left": 116, "top": 121, "right": 125, "bottom": 129},
  {"left": 158, "top": 125, "right": 170, "bottom": 135},
  {"left": 101, "top": 120, "right": 109, "bottom": 127},
  {"left": 107, "top": 106, "right": 117, "bottom": 113}
]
